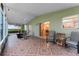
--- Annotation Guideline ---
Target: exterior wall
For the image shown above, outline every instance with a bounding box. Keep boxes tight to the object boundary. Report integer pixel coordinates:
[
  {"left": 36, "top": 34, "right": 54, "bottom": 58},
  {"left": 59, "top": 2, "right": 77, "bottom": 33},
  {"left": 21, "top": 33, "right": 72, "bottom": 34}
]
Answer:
[{"left": 28, "top": 6, "right": 79, "bottom": 37}]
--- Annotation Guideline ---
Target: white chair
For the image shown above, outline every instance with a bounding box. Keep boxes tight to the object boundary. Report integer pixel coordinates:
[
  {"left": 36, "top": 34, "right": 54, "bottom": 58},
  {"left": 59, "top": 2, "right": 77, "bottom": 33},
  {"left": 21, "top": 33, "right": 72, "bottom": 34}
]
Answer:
[{"left": 66, "top": 31, "right": 79, "bottom": 48}]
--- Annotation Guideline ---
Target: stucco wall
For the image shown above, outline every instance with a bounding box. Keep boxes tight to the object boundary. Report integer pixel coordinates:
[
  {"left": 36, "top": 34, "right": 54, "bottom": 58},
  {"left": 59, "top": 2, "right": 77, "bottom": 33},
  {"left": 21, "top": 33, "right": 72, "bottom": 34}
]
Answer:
[{"left": 28, "top": 6, "right": 79, "bottom": 37}]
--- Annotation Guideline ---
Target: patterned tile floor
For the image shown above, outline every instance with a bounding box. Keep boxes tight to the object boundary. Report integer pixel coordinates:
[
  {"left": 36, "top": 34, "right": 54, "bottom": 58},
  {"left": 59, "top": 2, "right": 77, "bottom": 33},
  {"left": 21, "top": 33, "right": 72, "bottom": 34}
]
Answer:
[{"left": 3, "top": 33, "right": 79, "bottom": 56}]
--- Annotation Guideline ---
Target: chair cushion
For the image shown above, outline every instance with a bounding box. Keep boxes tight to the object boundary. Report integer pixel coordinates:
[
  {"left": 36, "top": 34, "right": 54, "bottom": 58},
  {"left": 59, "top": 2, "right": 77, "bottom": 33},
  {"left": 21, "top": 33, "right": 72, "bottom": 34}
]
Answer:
[
  {"left": 66, "top": 41, "right": 77, "bottom": 46},
  {"left": 71, "top": 32, "right": 79, "bottom": 42}
]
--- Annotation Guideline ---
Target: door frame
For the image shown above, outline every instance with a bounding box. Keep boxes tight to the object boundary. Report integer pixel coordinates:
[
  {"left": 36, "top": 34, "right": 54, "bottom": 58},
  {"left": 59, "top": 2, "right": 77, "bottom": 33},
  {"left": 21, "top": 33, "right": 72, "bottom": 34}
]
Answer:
[{"left": 39, "top": 21, "right": 50, "bottom": 37}]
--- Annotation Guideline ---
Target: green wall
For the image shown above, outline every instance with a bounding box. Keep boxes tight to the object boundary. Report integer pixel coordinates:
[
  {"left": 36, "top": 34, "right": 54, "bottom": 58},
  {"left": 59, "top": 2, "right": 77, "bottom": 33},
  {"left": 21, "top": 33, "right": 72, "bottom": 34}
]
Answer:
[{"left": 28, "top": 6, "right": 79, "bottom": 36}]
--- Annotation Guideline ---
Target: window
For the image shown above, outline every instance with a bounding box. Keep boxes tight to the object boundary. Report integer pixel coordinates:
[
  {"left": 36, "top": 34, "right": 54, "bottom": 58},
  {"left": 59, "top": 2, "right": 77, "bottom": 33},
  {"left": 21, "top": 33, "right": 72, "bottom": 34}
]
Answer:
[{"left": 62, "top": 14, "right": 79, "bottom": 29}]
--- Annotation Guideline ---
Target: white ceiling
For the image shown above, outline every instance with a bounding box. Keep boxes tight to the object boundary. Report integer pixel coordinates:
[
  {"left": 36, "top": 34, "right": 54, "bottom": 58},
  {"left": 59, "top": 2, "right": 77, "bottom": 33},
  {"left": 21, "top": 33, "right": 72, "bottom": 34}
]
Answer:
[{"left": 5, "top": 3, "right": 79, "bottom": 25}]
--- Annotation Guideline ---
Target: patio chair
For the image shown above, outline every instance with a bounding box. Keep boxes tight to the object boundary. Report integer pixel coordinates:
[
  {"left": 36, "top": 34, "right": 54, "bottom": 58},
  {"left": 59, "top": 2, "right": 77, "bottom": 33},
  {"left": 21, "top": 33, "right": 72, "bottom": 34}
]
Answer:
[
  {"left": 66, "top": 31, "right": 79, "bottom": 53},
  {"left": 46, "top": 31, "right": 56, "bottom": 43}
]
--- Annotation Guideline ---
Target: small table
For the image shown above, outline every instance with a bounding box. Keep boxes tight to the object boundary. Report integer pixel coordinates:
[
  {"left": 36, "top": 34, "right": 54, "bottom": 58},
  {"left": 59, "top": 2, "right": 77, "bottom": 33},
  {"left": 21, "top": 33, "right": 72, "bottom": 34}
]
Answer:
[
  {"left": 56, "top": 37, "right": 66, "bottom": 46},
  {"left": 17, "top": 33, "right": 23, "bottom": 38},
  {"left": 56, "top": 33, "right": 66, "bottom": 47}
]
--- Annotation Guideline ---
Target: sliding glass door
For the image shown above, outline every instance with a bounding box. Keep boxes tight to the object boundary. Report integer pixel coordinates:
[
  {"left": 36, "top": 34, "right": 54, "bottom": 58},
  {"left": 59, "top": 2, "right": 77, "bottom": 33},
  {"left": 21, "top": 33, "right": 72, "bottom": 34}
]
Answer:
[
  {"left": 0, "top": 3, "right": 8, "bottom": 41},
  {"left": 0, "top": 8, "right": 3, "bottom": 41}
]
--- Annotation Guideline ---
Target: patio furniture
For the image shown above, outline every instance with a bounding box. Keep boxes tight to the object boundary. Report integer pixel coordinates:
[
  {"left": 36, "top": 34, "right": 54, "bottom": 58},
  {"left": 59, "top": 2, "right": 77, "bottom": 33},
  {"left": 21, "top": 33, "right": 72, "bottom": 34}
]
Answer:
[
  {"left": 77, "top": 41, "right": 79, "bottom": 54},
  {"left": 17, "top": 33, "right": 23, "bottom": 38},
  {"left": 66, "top": 32, "right": 79, "bottom": 48},
  {"left": 46, "top": 31, "right": 56, "bottom": 43},
  {"left": 66, "top": 31, "right": 79, "bottom": 53},
  {"left": 17, "top": 31, "right": 28, "bottom": 39},
  {"left": 23, "top": 31, "right": 28, "bottom": 39},
  {"left": 56, "top": 33, "right": 66, "bottom": 46}
]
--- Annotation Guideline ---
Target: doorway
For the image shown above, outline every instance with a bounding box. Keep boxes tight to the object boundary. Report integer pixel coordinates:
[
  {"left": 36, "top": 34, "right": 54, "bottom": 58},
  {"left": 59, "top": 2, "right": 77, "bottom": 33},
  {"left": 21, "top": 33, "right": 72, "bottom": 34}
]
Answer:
[{"left": 40, "top": 21, "right": 50, "bottom": 39}]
